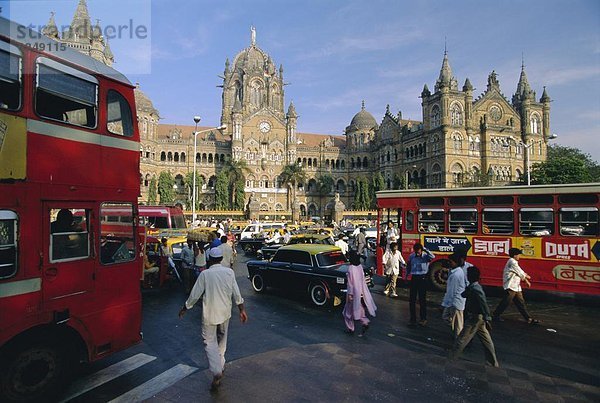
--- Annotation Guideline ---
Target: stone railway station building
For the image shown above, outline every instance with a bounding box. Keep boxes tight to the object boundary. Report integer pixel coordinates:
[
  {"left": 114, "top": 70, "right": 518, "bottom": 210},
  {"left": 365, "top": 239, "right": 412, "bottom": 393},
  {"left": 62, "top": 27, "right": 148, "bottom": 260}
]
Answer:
[{"left": 45, "top": 1, "right": 553, "bottom": 218}]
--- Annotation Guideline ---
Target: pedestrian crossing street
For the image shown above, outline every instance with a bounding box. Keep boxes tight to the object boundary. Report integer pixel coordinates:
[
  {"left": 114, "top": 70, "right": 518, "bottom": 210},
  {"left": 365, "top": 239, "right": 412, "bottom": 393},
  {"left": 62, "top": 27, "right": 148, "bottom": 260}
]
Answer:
[{"left": 59, "top": 353, "right": 197, "bottom": 402}]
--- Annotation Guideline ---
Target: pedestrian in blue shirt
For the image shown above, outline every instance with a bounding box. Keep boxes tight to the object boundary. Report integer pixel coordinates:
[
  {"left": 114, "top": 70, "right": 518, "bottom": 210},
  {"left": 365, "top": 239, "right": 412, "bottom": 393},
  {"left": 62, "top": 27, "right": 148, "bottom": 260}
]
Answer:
[{"left": 407, "top": 243, "right": 435, "bottom": 326}]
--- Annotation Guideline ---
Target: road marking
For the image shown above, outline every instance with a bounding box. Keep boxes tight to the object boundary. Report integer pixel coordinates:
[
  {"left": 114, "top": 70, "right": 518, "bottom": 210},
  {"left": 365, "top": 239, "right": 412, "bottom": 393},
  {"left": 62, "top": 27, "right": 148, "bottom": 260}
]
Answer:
[
  {"left": 108, "top": 364, "right": 198, "bottom": 403},
  {"left": 60, "top": 353, "right": 156, "bottom": 402}
]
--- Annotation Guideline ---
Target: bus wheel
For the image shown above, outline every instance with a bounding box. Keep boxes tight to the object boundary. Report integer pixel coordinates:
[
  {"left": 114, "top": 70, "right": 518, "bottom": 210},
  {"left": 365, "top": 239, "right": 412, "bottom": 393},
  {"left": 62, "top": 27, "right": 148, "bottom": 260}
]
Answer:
[
  {"left": 0, "top": 341, "right": 70, "bottom": 402},
  {"left": 251, "top": 274, "right": 265, "bottom": 293},
  {"left": 310, "top": 283, "right": 329, "bottom": 307},
  {"left": 429, "top": 261, "right": 449, "bottom": 291}
]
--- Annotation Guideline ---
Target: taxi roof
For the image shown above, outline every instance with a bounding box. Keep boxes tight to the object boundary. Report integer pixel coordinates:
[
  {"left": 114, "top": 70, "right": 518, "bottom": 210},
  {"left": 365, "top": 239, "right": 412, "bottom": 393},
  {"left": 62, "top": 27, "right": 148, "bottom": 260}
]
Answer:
[{"left": 278, "top": 244, "right": 340, "bottom": 254}]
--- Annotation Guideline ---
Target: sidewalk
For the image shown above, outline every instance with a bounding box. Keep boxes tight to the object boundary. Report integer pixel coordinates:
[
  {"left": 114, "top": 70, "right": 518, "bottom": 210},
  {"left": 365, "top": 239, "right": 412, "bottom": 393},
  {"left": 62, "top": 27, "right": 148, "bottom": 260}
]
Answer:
[{"left": 146, "top": 338, "right": 599, "bottom": 402}]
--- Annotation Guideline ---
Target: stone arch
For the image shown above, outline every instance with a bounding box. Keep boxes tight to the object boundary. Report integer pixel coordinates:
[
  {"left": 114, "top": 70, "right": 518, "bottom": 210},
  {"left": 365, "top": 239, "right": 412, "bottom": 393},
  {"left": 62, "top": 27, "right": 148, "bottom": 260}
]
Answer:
[
  {"left": 167, "top": 151, "right": 173, "bottom": 162},
  {"left": 307, "top": 178, "right": 317, "bottom": 193},
  {"left": 307, "top": 203, "right": 318, "bottom": 217},
  {"left": 174, "top": 152, "right": 179, "bottom": 162},
  {"left": 208, "top": 175, "right": 217, "bottom": 189},
  {"left": 336, "top": 179, "right": 346, "bottom": 193},
  {"left": 451, "top": 162, "right": 465, "bottom": 185},
  {"left": 160, "top": 151, "right": 166, "bottom": 161},
  {"left": 341, "top": 160, "right": 345, "bottom": 169},
  {"left": 259, "top": 202, "right": 269, "bottom": 211},
  {"left": 275, "top": 203, "right": 284, "bottom": 211},
  {"left": 450, "top": 101, "right": 463, "bottom": 125},
  {"left": 430, "top": 104, "right": 441, "bottom": 128},
  {"left": 363, "top": 156, "right": 368, "bottom": 168}
]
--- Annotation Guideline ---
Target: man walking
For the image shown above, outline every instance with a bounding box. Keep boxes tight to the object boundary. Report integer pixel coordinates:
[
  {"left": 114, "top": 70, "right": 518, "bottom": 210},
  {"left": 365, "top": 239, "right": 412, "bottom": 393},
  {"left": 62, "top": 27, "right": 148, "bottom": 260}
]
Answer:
[
  {"left": 335, "top": 234, "right": 349, "bottom": 256},
  {"left": 181, "top": 239, "right": 195, "bottom": 293},
  {"left": 383, "top": 242, "right": 405, "bottom": 297},
  {"left": 441, "top": 253, "right": 467, "bottom": 339},
  {"left": 406, "top": 243, "right": 435, "bottom": 326},
  {"left": 355, "top": 227, "right": 367, "bottom": 261},
  {"left": 449, "top": 266, "right": 499, "bottom": 367},
  {"left": 179, "top": 247, "right": 248, "bottom": 391},
  {"left": 492, "top": 248, "right": 540, "bottom": 324},
  {"left": 220, "top": 235, "right": 235, "bottom": 269}
]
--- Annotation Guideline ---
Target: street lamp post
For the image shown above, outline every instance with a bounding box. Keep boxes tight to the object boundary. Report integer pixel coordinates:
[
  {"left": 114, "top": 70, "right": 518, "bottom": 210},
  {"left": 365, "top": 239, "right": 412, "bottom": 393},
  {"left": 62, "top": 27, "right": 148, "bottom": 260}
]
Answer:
[
  {"left": 508, "top": 134, "right": 557, "bottom": 186},
  {"left": 191, "top": 117, "right": 227, "bottom": 227}
]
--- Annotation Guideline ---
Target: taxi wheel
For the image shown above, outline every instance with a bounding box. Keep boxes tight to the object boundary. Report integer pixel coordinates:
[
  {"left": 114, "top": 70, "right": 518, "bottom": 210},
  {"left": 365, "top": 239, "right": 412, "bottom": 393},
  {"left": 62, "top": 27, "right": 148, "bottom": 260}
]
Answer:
[
  {"left": 429, "top": 261, "right": 449, "bottom": 291},
  {"left": 251, "top": 274, "right": 265, "bottom": 293},
  {"left": 310, "top": 283, "right": 329, "bottom": 307}
]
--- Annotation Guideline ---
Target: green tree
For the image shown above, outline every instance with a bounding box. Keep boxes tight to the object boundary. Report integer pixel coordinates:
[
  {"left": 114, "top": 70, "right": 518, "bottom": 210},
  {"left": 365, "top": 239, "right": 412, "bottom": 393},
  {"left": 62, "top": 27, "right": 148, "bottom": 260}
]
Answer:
[
  {"left": 147, "top": 177, "right": 157, "bottom": 204},
  {"left": 353, "top": 177, "right": 371, "bottom": 210},
  {"left": 317, "top": 174, "right": 334, "bottom": 214},
  {"left": 370, "top": 172, "right": 385, "bottom": 207},
  {"left": 157, "top": 171, "right": 174, "bottom": 205},
  {"left": 233, "top": 178, "right": 246, "bottom": 210},
  {"left": 393, "top": 173, "right": 404, "bottom": 190},
  {"left": 222, "top": 158, "right": 250, "bottom": 209},
  {"left": 529, "top": 145, "right": 600, "bottom": 185},
  {"left": 184, "top": 171, "right": 204, "bottom": 210},
  {"left": 215, "top": 170, "right": 230, "bottom": 210},
  {"left": 280, "top": 163, "right": 307, "bottom": 209}
]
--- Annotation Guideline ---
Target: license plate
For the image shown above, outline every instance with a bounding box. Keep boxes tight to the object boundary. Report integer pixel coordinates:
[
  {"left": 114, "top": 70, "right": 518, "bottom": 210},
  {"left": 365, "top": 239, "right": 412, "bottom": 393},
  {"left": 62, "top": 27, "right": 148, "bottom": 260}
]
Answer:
[{"left": 337, "top": 277, "right": 345, "bottom": 284}]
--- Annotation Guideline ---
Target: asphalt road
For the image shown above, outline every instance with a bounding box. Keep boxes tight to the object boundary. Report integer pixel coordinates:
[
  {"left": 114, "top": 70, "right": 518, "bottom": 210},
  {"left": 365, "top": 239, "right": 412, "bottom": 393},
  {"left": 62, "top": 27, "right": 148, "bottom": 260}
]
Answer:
[{"left": 60, "top": 249, "right": 600, "bottom": 402}]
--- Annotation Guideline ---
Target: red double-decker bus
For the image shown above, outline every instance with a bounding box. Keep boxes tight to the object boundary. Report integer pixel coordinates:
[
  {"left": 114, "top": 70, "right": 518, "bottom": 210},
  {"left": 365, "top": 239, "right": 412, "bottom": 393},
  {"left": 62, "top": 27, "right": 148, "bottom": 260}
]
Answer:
[
  {"left": 0, "top": 17, "right": 142, "bottom": 400},
  {"left": 376, "top": 183, "right": 600, "bottom": 296}
]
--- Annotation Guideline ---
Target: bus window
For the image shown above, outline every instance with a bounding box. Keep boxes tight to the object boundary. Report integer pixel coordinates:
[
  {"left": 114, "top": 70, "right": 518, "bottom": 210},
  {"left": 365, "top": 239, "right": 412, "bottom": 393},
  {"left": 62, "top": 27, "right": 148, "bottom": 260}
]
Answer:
[
  {"left": 0, "top": 42, "right": 22, "bottom": 110},
  {"left": 560, "top": 208, "right": 598, "bottom": 236},
  {"left": 482, "top": 208, "right": 514, "bottom": 234},
  {"left": 482, "top": 195, "right": 513, "bottom": 205},
  {"left": 50, "top": 208, "right": 90, "bottom": 263},
  {"left": 107, "top": 90, "right": 134, "bottom": 136},
  {"left": 519, "top": 208, "right": 554, "bottom": 236},
  {"left": 449, "top": 209, "right": 477, "bottom": 234},
  {"left": 559, "top": 194, "right": 599, "bottom": 205},
  {"left": 100, "top": 203, "right": 135, "bottom": 264},
  {"left": 418, "top": 209, "right": 445, "bottom": 233},
  {"left": 449, "top": 196, "right": 477, "bottom": 206},
  {"left": 171, "top": 214, "right": 186, "bottom": 229},
  {"left": 519, "top": 194, "right": 554, "bottom": 205},
  {"left": 0, "top": 211, "right": 18, "bottom": 279},
  {"left": 419, "top": 197, "right": 444, "bottom": 206},
  {"left": 147, "top": 216, "right": 169, "bottom": 229},
  {"left": 35, "top": 58, "right": 98, "bottom": 128},
  {"left": 405, "top": 210, "right": 414, "bottom": 231}
]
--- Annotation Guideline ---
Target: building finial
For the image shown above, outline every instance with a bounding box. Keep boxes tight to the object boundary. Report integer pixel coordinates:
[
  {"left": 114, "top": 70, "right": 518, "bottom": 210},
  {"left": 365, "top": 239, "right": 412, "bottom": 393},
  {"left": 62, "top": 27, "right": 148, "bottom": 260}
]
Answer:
[
  {"left": 444, "top": 36, "right": 447, "bottom": 55},
  {"left": 521, "top": 52, "right": 525, "bottom": 71},
  {"left": 361, "top": 100, "right": 365, "bottom": 110},
  {"left": 251, "top": 25, "right": 256, "bottom": 46}
]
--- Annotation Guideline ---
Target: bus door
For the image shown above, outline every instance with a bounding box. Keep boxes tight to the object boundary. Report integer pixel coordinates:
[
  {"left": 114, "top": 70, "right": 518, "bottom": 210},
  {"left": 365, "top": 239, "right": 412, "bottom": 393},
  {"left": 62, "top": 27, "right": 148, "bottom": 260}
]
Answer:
[{"left": 42, "top": 202, "right": 95, "bottom": 302}]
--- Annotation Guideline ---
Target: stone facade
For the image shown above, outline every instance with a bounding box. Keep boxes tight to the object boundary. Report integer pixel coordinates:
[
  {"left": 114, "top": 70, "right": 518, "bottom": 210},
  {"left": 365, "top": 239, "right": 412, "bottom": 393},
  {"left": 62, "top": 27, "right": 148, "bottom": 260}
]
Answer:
[{"left": 45, "top": 6, "right": 552, "bottom": 218}]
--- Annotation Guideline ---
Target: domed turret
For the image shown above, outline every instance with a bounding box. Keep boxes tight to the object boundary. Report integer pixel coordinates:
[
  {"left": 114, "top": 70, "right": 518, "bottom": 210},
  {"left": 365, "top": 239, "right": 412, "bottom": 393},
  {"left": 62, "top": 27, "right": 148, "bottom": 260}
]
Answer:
[{"left": 348, "top": 101, "right": 377, "bottom": 130}]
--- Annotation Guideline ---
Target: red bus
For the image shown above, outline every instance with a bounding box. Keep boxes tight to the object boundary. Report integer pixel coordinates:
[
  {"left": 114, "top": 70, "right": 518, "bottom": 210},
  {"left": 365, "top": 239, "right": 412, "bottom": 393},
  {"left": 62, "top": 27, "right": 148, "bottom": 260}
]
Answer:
[
  {"left": 139, "top": 205, "right": 187, "bottom": 237},
  {"left": 376, "top": 183, "right": 600, "bottom": 296},
  {"left": 0, "top": 17, "right": 142, "bottom": 400}
]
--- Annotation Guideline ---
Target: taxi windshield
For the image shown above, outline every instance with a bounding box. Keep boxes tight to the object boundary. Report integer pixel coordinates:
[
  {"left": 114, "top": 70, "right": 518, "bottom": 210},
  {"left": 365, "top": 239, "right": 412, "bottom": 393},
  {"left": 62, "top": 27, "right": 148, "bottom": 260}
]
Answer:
[{"left": 317, "top": 251, "right": 347, "bottom": 267}]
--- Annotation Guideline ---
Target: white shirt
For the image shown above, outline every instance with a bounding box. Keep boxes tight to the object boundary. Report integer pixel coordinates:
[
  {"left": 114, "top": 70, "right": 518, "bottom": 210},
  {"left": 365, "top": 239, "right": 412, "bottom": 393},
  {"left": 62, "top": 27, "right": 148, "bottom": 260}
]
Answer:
[
  {"left": 503, "top": 257, "right": 528, "bottom": 292},
  {"left": 335, "top": 239, "right": 349, "bottom": 255},
  {"left": 195, "top": 249, "right": 206, "bottom": 267},
  {"left": 386, "top": 227, "right": 399, "bottom": 243},
  {"left": 185, "top": 264, "right": 244, "bottom": 325},
  {"left": 283, "top": 232, "right": 292, "bottom": 244},
  {"left": 220, "top": 242, "right": 235, "bottom": 268},
  {"left": 383, "top": 250, "right": 406, "bottom": 276},
  {"left": 442, "top": 267, "right": 467, "bottom": 310},
  {"left": 267, "top": 232, "right": 282, "bottom": 244}
]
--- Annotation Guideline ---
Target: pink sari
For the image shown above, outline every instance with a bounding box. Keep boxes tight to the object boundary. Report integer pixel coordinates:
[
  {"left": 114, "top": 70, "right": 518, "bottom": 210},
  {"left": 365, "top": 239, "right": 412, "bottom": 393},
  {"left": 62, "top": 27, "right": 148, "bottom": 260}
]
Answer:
[{"left": 342, "top": 264, "right": 377, "bottom": 322}]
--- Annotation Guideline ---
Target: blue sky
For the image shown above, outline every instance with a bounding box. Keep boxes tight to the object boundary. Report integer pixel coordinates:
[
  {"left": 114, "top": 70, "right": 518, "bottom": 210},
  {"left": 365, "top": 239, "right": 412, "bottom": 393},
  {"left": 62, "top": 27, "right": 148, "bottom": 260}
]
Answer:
[{"left": 5, "top": 0, "right": 600, "bottom": 160}]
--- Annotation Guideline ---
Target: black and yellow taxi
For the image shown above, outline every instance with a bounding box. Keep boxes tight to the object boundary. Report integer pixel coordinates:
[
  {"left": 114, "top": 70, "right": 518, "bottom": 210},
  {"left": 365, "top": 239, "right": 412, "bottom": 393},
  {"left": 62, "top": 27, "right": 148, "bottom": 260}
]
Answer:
[{"left": 247, "top": 244, "right": 373, "bottom": 307}]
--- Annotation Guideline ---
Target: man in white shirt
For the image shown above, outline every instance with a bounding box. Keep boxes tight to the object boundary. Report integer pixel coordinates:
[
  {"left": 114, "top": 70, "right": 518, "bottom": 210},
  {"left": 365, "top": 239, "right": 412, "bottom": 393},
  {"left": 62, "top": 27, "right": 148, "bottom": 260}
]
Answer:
[
  {"left": 282, "top": 228, "right": 292, "bottom": 244},
  {"left": 219, "top": 235, "right": 235, "bottom": 269},
  {"left": 385, "top": 220, "right": 399, "bottom": 250},
  {"left": 179, "top": 247, "right": 248, "bottom": 391},
  {"left": 266, "top": 229, "right": 282, "bottom": 244},
  {"left": 383, "top": 242, "right": 405, "bottom": 297},
  {"left": 334, "top": 234, "right": 349, "bottom": 256},
  {"left": 441, "top": 253, "right": 467, "bottom": 339},
  {"left": 492, "top": 248, "right": 539, "bottom": 324}
]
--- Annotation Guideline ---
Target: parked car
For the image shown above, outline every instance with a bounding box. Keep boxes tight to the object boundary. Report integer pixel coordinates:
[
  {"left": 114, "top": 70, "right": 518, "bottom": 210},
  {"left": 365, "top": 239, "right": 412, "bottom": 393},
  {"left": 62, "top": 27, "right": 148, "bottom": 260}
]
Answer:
[
  {"left": 247, "top": 245, "right": 373, "bottom": 307},
  {"left": 256, "top": 233, "right": 335, "bottom": 260},
  {"left": 240, "top": 223, "right": 285, "bottom": 240}
]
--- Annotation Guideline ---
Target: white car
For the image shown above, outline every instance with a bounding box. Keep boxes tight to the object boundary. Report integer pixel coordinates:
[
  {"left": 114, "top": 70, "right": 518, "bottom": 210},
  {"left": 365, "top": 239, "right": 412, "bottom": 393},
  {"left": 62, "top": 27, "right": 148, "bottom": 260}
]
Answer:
[
  {"left": 352, "top": 226, "right": 378, "bottom": 239},
  {"left": 240, "top": 223, "right": 286, "bottom": 240}
]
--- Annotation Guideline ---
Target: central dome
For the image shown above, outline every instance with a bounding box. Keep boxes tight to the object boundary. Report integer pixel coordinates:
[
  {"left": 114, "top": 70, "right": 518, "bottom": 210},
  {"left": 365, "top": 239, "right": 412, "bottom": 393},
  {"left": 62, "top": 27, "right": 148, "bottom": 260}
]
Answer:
[
  {"left": 232, "top": 45, "right": 269, "bottom": 72},
  {"left": 349, "top": 102, "right": 377, "bottom": 130}
]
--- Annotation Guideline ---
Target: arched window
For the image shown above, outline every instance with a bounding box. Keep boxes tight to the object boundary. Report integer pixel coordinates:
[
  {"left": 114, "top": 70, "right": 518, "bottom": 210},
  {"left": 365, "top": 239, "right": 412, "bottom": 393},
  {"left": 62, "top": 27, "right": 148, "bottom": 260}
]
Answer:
[
  {"left": 308, "top": 179, "right": 317, "bottom": 193},
  {"left": 450, "top": 103, "right": 463, "bottom": 126},
  {"left": 363, "top": 157, "right": 368, "bottom": 168},
  {"left": 451, "top": 163, "right": 464, "bottom": 185},
  {"left": 160, "top": 151, "right": 166, "bottom": 161},
  {"left": 431, "top": 105, "right": 441, "bottom": 128},
  {"left": 431, "top": 164, "right": 442, "bottom": 187},
  {"left": 530, "top": 113, "right": 540, "bottom": 134},
  {"left": 208, "top": 175, "right": 217, "bottom": 189},
  {"left": 308, "top": 158, "right": 312, "bottom": 167},
  {"left": 167, "top": 152, "right": 173, "bottom": 162},
  {"left": 336, "top": 179, "right": 346, "bottom": 193},
  {"left": 335, "top": 160, "right": 340, "bottom": 169},
  {"left": 202, "top": 153, "right": 207, "bottom": 163},
  {"left": 275, "top": 203, "right": 284, "bottom": 212},
  {"left": 251, "top": 80, "right": 263, "bottom": 107},
  {"left": 341, "top": 160, "right": 346, "bottom": 169},
  {"left": 420, "top": 169, "right": 427, "bottom": 188},
  {"left": 181, "top": 152, "right": 186, "bottom": 163},
  {"left": 208, "top": 154, "right": 213, "bottom": 163},
  {"left": 386, "top": 150, "right": 390, "bottom": 162},
  {"left": 452, "top": 133, "right": 463, "bottom": 151},
  {"left": 260, "top": 203, "right": 269, "bottom": 212},
  {"left": 357, "top": 158, "right": 362, "bottom": 168},
  {"left": 351, "top": 158, "right": 355, "bottom": 168},
  {"left": 144, "top": 173, "right": 150, "bottom": 187},
  {"left": 174, "top": 152, "right": 179, "bottom": 162},
  {"left": 313, "top": 158, "right": 318, "bottom": 167}
]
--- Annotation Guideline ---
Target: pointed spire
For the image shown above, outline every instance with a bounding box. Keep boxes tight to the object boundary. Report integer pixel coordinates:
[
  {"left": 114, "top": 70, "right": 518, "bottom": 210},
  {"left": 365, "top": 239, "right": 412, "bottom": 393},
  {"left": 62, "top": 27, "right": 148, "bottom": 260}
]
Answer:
[
  {"left": 103, "top": 36, "right": 114, "bottom": 65},
  {"left": 287, "top": 101, "right": 297, "bottom": 118},
  {"left": 421, "top": 83, "right": 431, "bottom": 97},
  {"left": 516, "top": 59, "right": 532, "bottom": 96},
  {"left": 92, "top": 19, "right": 102, "bottom": 39},
  {"left": 386, "top": 104, "right": 391, "bottom": 114},
  {"left": 42, "top": 11, "right": 59, "bottom": 39},
  {"left": 463, "top": 78, "right": 473, "bottom": 92},
  {"left": 435, "top": 47, "right": 457, "bottom": 91},
  {"left": 224, "top": 58, "right": 231, "bottom": 75},
  {"left": 279, "top": 64, "right": 284, "bottom": 75},
  {"left": 361, "top": 100, "right": 365, "bottom": 110},
  {"left": 540, "top": 86, "right": 550, "bottom": 103}
]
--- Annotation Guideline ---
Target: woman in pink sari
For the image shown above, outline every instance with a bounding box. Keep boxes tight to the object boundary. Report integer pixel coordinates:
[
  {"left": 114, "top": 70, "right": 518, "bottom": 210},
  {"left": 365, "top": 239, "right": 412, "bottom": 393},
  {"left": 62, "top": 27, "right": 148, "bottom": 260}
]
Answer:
[{"left": 343, "top": 250, "right": 377, "bottom": 336}]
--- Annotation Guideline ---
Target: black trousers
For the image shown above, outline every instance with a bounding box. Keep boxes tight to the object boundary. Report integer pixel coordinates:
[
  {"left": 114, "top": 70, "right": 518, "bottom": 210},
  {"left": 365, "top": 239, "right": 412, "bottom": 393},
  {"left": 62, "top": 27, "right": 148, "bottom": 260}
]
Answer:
[
  {"left": 493, "top": 289, "right": 532, "bottom": 321},
  {"left": 409, "top": 274, "right": 428, "bottom": 322}
]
